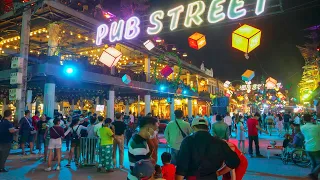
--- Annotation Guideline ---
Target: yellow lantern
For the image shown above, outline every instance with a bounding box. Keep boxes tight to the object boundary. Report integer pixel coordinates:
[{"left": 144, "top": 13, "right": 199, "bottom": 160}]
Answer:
[{"left": 232, "top": 24, "right": 261, "bottom": 53}]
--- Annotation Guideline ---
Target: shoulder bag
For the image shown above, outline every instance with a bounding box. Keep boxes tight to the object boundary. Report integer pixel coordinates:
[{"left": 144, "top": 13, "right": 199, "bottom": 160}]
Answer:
[
  {"left": 25, "top": 117, "right": 37, "bottom": 134},
  {"left": 175, "top": 119, "right": 187, "bottom": 138}
]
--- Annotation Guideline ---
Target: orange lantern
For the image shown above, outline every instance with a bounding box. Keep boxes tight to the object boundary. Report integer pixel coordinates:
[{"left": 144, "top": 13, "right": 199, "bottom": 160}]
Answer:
[
  {"left": 242, "top": 70, "right": 255, "bottom": 81},
  {"left": 266, "top": 77, "right": 277, "bottom": 89},
  {"left": 188, "top": 32, "right": 206, "bottom": 50},
  {"left": 232, "top": 24, "right": 261, "bottom": 53}
]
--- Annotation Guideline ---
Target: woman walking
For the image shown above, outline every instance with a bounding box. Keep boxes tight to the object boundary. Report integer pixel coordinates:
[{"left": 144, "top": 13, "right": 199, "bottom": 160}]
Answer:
[
  {"left": 44, "top": 118, "right": 65, "bottom": 171},
  {"left": 276, "top": 114, "right": 284, "bottom": 137},
  {"left": 98, "top": 118, "right": 114, "bottom": 173},
  {"left": 236, "top": 116, "right": 246, "bottom": 153}
]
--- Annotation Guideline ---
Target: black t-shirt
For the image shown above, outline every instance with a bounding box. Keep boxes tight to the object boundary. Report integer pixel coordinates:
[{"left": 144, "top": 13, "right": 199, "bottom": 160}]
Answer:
[
  {"left": 37, "top": 120, "right": 47, "bottom": 134},
  {"left": 112, "top": 120, "right": 127, "bottom": 135},
  {"left": 81, "top": 121, "right": 89, "bottom": 127},
  {"left": 0, "top": 119, "right": 14, "bottom": 143},
  {"left": 283, "top": 114, "right": 291, "bottom": 122}
]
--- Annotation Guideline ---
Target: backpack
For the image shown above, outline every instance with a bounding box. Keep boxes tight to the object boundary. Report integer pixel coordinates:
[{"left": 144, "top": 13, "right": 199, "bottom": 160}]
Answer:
[{"left": 71, "top": 125, "right": 80, "bottom": 142}]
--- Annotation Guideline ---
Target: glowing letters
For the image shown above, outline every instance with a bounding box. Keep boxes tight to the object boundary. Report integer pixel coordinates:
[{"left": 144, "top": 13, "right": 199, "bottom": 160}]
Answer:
[
  {"left": 207, "top": 0, "right": 226, "bottom": 24},
  {"left": 96, "top": 24, "right": 108, "bottom": 46},
  {"left": 255, "top": 0, "right": 266, "bottom": 15},
  {"left": 109, "top": 20, "right": 125, "bottom": 42},
  {"left": 228, "top": 0, "right": 247, "bottom": 19},
  {"left": 124, "top": 16, "right": 141, "bottom": 40},
  {"left": 167, "top": 5, "right": 184, "bottom": 31},
  {"left": 147, "top": 10, "right": 165, "bottom": 35},
  {"left": 184, "top": 1, "right": 206, "bottom": 28}
]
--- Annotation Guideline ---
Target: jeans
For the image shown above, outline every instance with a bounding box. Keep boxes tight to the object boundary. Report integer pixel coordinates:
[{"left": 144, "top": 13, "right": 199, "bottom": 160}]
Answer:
[
  {"left": 248, "top": 136, "right": 260, "bottom": 155},
  {"left": 170, "top": 148, "right": 179, "bottom": 165},
  {"left": 0, "top": 143, "right": 11, "bottom": 169},
  {"left": 307, "top": 150, "right": 320, "bottom": 177},
  {"left": 113, "top": 135, "right": 124, "bottom": 167},
  {"left": 65, "top": 134, "right": 70, "bottom": 149},
  {"left": 284, "top": 122, "right": 290, "bottom": 133},
  {"left": 37, "top": 133, "right": 45, "bottom": 152}
]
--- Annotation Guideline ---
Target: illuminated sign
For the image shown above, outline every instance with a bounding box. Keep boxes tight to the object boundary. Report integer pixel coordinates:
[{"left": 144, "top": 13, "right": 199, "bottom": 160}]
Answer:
[
  {"left": 96, "top": 0, "right": 266, "bottom": 44},
  {"left": 238, "top": 83, "right": 282, "bottom": 91}
]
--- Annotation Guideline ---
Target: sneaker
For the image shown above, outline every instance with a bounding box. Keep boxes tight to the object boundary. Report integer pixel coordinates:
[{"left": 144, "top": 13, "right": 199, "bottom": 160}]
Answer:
[
  {"left": 65, "top": 164, "right": 71, "bottom": 168},
  {"left": 44, "top": 167, "right": 52, "bottom": 172},
  {"left": 0, "top": 168, "right": 9, "bottom": 172},
  {"left": 56, "top": 166, "right": 60, "bottom": 171},
  {"left": 256, "top": 154, "right": 264, "bottom": 158}
]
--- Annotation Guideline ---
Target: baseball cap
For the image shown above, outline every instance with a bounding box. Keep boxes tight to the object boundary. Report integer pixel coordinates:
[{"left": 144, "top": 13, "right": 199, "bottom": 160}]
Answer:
[
  {"left": 132, "top": 159, "right": 154, "bottom": 179},
  {"left": 191, "top": 118, "right": 208, "bottom": 127}
]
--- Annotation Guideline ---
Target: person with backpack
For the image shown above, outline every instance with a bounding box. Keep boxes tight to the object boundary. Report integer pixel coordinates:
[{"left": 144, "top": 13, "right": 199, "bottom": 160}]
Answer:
[
  {"left": 64, "top": 117, "right": 87, "bottom": 167},
  {"left": 164, "top": 110, "right": 192, "bottom": 165},
  {"left": 175, "top": 118, "right": 240, "bottom": 180}
]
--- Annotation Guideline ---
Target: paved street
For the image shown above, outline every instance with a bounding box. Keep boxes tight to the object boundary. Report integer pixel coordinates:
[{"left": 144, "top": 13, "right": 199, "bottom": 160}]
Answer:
[{"left": 0, "top": 133, "right": 312, "bottom": 180}]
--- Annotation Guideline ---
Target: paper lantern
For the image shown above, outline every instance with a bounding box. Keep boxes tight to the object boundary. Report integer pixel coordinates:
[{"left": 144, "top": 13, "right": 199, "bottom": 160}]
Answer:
[
  {"left": 232, "top": 24, "right": 261, "bottom": 53},
  {"left": 242, "top": 70, "right": 255, "bottom": 81},
  {"left": 188, "top": 32, "right": 206, "bottom": 50},
  {"left": 122, "top": 74, "right": 131, "bottom": 84},
  {"left": 266, "top": 77, "right": 277, "bottom": 89},
  {"left": 224, "top": 81, "right": 231, "bottom": 88},
  {"left": 176, "top": 88, "right": 182, "bottom": 94},
  {"left": 160, "top": 65, "right": 173, "bottom": 78},
  {"left": 143, "top": 40, "right": 155, "bottom": 51},
  {"left": 99, "top": 47, "right": 122, "bottom": 67}
]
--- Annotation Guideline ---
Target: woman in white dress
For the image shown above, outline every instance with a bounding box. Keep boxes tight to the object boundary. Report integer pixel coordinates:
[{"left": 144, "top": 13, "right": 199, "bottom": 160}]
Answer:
[
  {"left": 276, "top": 114, "right": 284, "bottom": 137},
  {"left": 236, "top": 116, "right": 246, "bottom": 153}
]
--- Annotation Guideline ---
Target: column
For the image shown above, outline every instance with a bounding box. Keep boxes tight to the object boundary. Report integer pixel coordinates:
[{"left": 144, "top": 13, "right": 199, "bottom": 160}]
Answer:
[
  {"left": 43, "top": 76, "right": 55, "bottom": 119},
  {"left": 144, "top": 55, "right": 151, "bottom": 82},
  {"left": 125, "top": 101, "right": 130, "bottom": 115},
  {"left": 60, "top": 101, "right": 64, "bottom": 115},
  {"left": 111, "top": 66, "right": 116, "bottom": 75},
  {"left": 107, "top": 90, "right": 115, "bottom": 120},
  {"left": 47, "top": 23, "right": 61, "bottom": 56},
  {"left": 79, "top": 97, "right": 84, "bottom": 110},
  {"left": 187, "top": 73, "right": 190, "bottom": 85},
  {"left": 1, "top": 98, "right": 7, "bottom": 114},
  {"left": 188, "top": 98, "right": 192, "bottom": 118},
  {"left": 137, "top": 95, "right": 141, "bottom": 116},
  {"left": 26, "top": 90, "right": 32, "bottom": 111},
  {"left": 35, "top": 99, "right": 40, "bottom": 113},
  {"left": 94, "top": 96, "right": 100, "bottom": 113},
  {"left": 71, "top": 99, "right": 75, "bottom": 112},
  {"left": 104, "top": 99, "right": 107, "bottom": 117},
  {"left": 144, "top": 94, "right": 151, "bottom": 115},
  {"left": 170, "top": 97, "right": 175, "bottom": 121},
  {"left": 55, "top": 102, "right": 59, "bottom": 111}
]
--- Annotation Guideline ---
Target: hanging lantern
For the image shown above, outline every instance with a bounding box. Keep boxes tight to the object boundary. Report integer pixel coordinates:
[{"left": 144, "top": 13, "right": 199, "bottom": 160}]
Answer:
[
  {"left": 99, "top": 47, "right": 122, "bottom": 67},
  {"left": 224, "top": 81, "right": 231, "bottom": 88},
  {"left": 232, "top": 24, "right": 261, "bottom": 53},
  {"left": 266, "top": 77, "right": 277, "bottom": 89},
  {"left": 176, "top": 88, "right": 182, "bottom": 94},
  {"left": 122, "top": 74, "right": 131, "bottom": 85},
  {"left": 188, "top": 32, "right": 206, "bottom": 50},
  {"left": 143, "top": 40, "right": 155, "bottom": 51},
  {"left": 242, "top": 70, "right": 255, "bottom": 81},
  {"left": 160, "top": 65, "right": 173, "bottom": 78}
]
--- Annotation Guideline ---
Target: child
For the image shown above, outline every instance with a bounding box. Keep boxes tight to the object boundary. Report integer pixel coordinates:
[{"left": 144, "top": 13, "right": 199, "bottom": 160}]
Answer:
[
  {"left": 217, "top": 141, "right": 248, "bottom": 180},
  {"left": 161, "top": 152, "right": 176, "bottom": 180},
  {"left": 154, "top": 164, "right": 165, "bottom": 180},
  {"left": 98, "top": 118, "right": 114, "bottom": 173}
]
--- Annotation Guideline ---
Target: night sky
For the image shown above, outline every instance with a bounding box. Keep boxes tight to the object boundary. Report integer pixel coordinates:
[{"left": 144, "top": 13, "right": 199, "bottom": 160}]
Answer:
[{"left": 148, "top": 0, "right": 320, "bottom": 98}]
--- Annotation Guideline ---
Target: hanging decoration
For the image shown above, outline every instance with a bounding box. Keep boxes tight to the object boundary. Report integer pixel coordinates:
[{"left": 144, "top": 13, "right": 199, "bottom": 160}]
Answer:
[
  {"left": 160, "top": 65, "right": 174, "bottom": 78},
  {"left": 99, "top": 47, "right": 122, "bottom": 67},
  {"left": 266, "top": 77, "right": 277, "bottom": 89},
  {"left": 122, "top": 74, "right": 132, "bottom": 85},
  {"left": 188, "top": 32, "right": 206, "bottom": 50},
  {"left": 242, "top": 69, "right": 255, "bottom": 81},
  {"left": 144, "top": 40, "right": 155, "bottom": 51}
]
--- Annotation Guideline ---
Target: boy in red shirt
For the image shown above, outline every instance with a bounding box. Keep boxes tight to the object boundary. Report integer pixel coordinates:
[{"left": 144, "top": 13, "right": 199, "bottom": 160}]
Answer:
[{"left": 161, "top": 152, "right": 176, "bottom": 180}]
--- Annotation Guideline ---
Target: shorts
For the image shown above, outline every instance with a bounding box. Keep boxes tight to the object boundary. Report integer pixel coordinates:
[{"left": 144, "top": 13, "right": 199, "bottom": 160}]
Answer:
[
  {"left": 71, "top": 140, "right": 80, "bottom": 148},
  {"left": 45, "top": 138, "right": 50, "bottom": 147},
  {"left": 20, "top": 133, "right": 34, "bottom": 143},
  {"left": 48, "top": 138, "right": 62, "bottom": 150}
]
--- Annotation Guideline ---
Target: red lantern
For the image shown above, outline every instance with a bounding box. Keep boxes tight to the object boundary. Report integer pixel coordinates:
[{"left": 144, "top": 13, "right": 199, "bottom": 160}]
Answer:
[
  {"left": 160, "top": 65, "right": 173, "bottom": 78},
  {"left": 188, "top": 32, "right": 206, "bottom": 50}
]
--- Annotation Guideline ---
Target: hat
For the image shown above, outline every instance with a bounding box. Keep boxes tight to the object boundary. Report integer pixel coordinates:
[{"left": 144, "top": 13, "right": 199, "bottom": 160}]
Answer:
[
  {"left": 191, "top": 118, "right": 208, "bottom": 127},
  {"left": 133, "top": 159, "right": 154, "bottom": 179}
]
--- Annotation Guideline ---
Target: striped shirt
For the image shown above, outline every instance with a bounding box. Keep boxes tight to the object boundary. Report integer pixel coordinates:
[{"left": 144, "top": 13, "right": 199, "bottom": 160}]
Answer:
[{"left": 128, "top": 134, "right": 151, "bottom": 180}]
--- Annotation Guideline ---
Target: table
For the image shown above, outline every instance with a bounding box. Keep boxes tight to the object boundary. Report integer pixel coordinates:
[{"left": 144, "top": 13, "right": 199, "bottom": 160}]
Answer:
[{"left": 267, "top": 145, "right": 283, "bottom": 159}]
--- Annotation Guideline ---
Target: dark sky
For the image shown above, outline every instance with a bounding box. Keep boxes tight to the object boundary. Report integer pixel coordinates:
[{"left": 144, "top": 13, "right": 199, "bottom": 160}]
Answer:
[{"left": 148, "top": 0, "right": 320, "bottom": 97}]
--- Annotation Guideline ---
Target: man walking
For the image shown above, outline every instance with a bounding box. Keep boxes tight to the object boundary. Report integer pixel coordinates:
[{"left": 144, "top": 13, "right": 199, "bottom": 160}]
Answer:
[
  {"left": 212, "top": 115, "right": 229, "bottom": 141},
  {"left": 224, "top": 112, "right": 232, "bottom": 137},
  {"left": 19, "top": 110, "right": 36, "bottom": 155},
  {"left": 0, "top": 110, "right": 19, "bottom": 172},
  {"left": 112, "top": 112, "right": 127, "bottom": 169},
  {"left": 247, "top": 112, "right": 268, "bottom": 158},
  {"left": 164, "top": 110, "right": 192, "bottom": 165},
  {"left": 301, "top": 114, "right": 320, "bottom": 180},
  {"left": 283, "top": 111, "right": 292, "bottom": 134}
]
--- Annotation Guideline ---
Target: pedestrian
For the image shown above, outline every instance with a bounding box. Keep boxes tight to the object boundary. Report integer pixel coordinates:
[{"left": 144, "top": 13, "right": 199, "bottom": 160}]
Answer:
[
  {"left": 300, "top": 114, "right": 320, "bottom": 180},
  {"left": 65, "top": 117, "right": 87, "bottom": 167},
  {"left": 175, "top": 118, "right": 240, "bottom": 180},
  {"left": 98, "top": 118, "right": 114, "bottom": 173},
  {"left": 65, "top": 116, "right": 72, "bottom": 151},
  {"left": 236, "top": 116, "right": 246, "bottom": 153},
  {"left": 161, "top": 152, "right": 176, "bottom": 180},
  {"left": 94, "top": 115, "right": 104, "bottom": 137},
  {"left": 131, "top": 159, "right": 156, "bottom": 180},
  {"left": 36, "top": 114, "right": 47, "bottom": 154},
  {"left": 19, "top": 110, "right": 36, "bottom": 155},
  {"left": 224, "top": 112, "right": 232, "bottom": 137},
  {"left": 112, "top": 112, "right": 127, "bottom": 169},
  {"left": 212, "top": 114, "right": 229, "bottom": 141},
  {"left": 276, "top": 114, "right": 284, "bottom": 137},
  {"left": 293, "top": 113, "right": 301, "bottom": 125},
  {"left": 164, "top": 110, "right": 192, "bottom": 165},
  {"left": 0, "top": 110, "right": 19, "bottom": 172},
  {"left": 87, "top": 116, "right": 97, "bottom": 138},
  {"left": 283, "top": 111, "right": 292, "bottom": 134},
  {"left": 247, "top": 112, "right": 268, "bottom": 158},
  {"left": 127, "top": 116, "right": 158, "bottom": 180},
  {"left": 266, "top": 113, "right": 274, "bottom": 136},
  {"left": 44, "top": 117, "right": 65, "bottom": 172},
  {"left": 32, "top": 111, "right": 40, "bottom": 151}
]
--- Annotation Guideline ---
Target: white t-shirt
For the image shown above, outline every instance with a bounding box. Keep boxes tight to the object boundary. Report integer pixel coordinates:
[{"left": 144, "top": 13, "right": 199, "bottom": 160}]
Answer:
[
  {"left": 129, "top": 115, "right": 134, "bottom": 123},
  {"left": 48, "top": 119, "right": 65, "bottom": 128},
  {"left": 224, "top": 116, "right": 232, "bottom": 126},
  {"left": 294, "top": 116, "right": 301, "bottom": 125}
]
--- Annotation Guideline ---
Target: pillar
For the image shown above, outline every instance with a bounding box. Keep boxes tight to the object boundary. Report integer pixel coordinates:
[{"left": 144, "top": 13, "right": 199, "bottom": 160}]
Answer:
[
  {"left": 125, "top": 101, "right": 130, "bottom": 115},
  {"left": 188, "top": 98, "right": 193, "bottom": 118},
  {"left": 107, "top": 90, "right": 115, "bottom": 120},
  {"left": 26, "top": 90, "right": 32, "bottom": 111},
  {"left": 187, "top": 73, "right": 190, "bottom": 85},
  {"left": 1, "top": 98, "right": 7, "bottom": 114},
  {"left": 47, "top": 23, "right": 61, "bottom": 56},
  {"left": 104, "top": 99, "right": 107, "bottom": 117},
  {"left": 144, "top": 55, "right": 151, "bottom": 82},
  {"left": 137, "top": 95, "right": 141, "bottom": 116},
  {"left": 170, "top": 97, "right": 175, "bottom": 121},
  {"left": 144, "top": 94, "right": 151, "bottom": 115},
  {"left": 55, "top": 102, "right": 59, "bottom": 111},
  {"left": 80, "top": 97, "right": 84, "bottom": 110},
  {"left": 94, "top": 96, "right": 100, "bottom": 113},
  {"left": 60, "top": 101, "right": 64, "bottom": 115},
  {"left": 111, "top": 66, "right": 116, "bottom": 75},
  {"left": 43, "top": 77, "right": 55, "bottom": 119},
  {"left": 35, "top": 98, "right": 40, "bottom": 113},
  {"left": 71, "top": 99, "right": 75, "bottom": 112}
]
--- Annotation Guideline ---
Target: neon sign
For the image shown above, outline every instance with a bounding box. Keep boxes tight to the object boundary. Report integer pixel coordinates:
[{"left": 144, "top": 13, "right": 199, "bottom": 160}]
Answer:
[{"left": 96, "top": 0, "right": 266, "bottom": 45}]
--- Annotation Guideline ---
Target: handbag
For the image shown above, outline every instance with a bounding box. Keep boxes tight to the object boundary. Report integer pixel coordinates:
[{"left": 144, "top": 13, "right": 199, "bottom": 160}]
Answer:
[
  {"left": 25, "top": 117, "right": 37, "bottom": 134},
  {"left": 175, "top": 119, "right": 187, "bottom": 138}
]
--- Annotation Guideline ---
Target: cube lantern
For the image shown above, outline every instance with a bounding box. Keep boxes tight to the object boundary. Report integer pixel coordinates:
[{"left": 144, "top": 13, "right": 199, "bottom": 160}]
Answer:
[
  {"left": 143, "top": 40, "right": 155, "bottom": 51},
  {"left": 188, "top": 32, "right": 206, "bottom": 50},
  {"left": 160, "top": 65, "right": 173, "bottom": 78},
  {"left": 242, "top": 70, "right": 255, "bottom": 81},
  {"left": 99, "top": 47, "right": 122, "bottom": 67},
  {"left": 265, "top": 77, "right": 277, "bottom": 89},
  {"left": 232, "top": 24, "right": 261, "bottom": 53},
  {"left": 224, "top": 81, "right": 231, "bottom": 88},
  {"left": 122, "top": 74, "right": 132, "bottom": 85}
]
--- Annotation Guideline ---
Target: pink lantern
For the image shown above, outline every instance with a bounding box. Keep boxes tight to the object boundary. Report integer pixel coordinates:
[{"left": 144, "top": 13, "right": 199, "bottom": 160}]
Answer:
[
  {"left": 99, "top": 47, "right": 122, "bottom": 67},
  {"left": 266, "top": 77, "right": 277, "bottom": 89},
  {"left": 122, "top": 74, "right": 131, "bottom": 85},
  {"left": 160, "top": 65, "right": 173, "bottom": 78}
]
